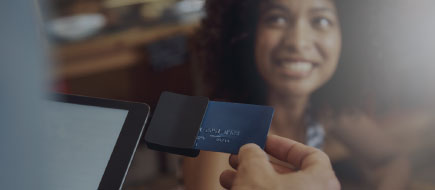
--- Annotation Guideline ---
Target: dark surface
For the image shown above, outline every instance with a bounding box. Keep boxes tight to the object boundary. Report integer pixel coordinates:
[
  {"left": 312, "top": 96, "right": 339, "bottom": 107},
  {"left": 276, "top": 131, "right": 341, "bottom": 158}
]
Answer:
[{"left": 144, "top": 92, "right": 208, "bottom": 157}]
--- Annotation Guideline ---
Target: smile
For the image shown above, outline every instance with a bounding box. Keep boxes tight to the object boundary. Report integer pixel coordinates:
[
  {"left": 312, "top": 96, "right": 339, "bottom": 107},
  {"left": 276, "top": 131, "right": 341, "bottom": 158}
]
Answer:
[
  {"left": 275, "top": 60, "right": 316, "bottom": 78},
  {"left": 281, "top": 61, "right": 313, "bottom": 72}
]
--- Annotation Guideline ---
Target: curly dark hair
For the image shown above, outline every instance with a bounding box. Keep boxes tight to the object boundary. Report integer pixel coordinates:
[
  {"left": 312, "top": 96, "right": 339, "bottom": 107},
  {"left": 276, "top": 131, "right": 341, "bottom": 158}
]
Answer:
[
  {"left": 194, "top": 0, "right": 361, "bottom": 111},
  {"left": 194, "top": 0, "right": 267, "bottom": 104}
]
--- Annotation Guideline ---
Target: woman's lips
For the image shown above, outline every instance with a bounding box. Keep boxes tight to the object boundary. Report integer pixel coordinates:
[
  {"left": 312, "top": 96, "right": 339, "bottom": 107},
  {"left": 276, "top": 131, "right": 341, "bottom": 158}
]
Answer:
[{"left": 274, "top": 60, "right": 316, "bottom": 78}]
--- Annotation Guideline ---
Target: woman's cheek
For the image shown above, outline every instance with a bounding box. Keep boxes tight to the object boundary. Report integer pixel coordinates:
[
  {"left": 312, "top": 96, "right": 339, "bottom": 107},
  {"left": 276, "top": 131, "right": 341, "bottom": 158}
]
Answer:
[
  {"left": 320, "top": 31, "right": 342, "bottom": 63},
  {"left": 256, "top": 29, "right": 284, "bottom": 68},
  {"left": 319, "top": 33, "right": 341, "bottom": 83}
]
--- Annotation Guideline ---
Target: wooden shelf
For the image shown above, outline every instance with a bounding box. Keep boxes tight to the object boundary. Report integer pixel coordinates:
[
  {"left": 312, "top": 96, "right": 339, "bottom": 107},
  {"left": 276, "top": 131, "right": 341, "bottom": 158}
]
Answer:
[{"left": 54, "top": 21, "right": 198, "bottom": 79}]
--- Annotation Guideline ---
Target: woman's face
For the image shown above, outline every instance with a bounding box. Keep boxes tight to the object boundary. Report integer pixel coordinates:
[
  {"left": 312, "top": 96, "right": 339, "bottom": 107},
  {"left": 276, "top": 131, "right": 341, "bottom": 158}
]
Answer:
[{"left": 255, "top": 0, "right": 341, "bottom": 97}]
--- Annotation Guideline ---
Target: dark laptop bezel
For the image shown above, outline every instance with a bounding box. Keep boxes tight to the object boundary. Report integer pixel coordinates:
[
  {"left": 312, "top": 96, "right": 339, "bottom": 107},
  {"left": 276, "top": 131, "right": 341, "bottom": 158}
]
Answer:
[{"left": 52, "top": 94, "right": 150, "bottom": 190}]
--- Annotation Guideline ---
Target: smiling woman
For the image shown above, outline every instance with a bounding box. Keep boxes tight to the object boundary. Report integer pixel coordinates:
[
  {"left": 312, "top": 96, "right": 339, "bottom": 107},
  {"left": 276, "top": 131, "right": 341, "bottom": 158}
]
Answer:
[
  {"left": 190, "top": 0, "right": 340, "bottom": 154},
  {"left": 255, "top": 0, "right": 341, "bottom": 98},
  {"left": 183, "top": 0, "right": 342, "bottom": 189},
  {"left": 182, "top": 0, "right": 408, "bottom": 189}
]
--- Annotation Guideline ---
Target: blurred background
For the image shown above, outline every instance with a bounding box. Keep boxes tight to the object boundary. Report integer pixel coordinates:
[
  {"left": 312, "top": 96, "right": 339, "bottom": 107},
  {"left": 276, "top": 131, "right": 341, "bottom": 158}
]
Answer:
[
  {"left": 4, "top": 0, "right": 435, "bottom": 189},
  {"left": 37, "top": 0, "right": 205, "bottom": 189},
  {"left": 44, "top": 0, "right": 204, "bottom": 106}
]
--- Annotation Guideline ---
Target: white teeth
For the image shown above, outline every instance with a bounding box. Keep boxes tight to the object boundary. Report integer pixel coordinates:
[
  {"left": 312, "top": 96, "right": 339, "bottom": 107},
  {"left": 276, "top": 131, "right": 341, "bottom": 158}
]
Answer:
[{"left": 281, "top": 61, "right": 313, "bottom": 72}]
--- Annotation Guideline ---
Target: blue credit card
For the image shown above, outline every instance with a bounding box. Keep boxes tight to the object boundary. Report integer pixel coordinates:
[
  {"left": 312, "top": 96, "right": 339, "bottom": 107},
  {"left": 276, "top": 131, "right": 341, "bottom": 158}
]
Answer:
[{"left": 193, "top": 101, "right": 274, "bottom": 154}]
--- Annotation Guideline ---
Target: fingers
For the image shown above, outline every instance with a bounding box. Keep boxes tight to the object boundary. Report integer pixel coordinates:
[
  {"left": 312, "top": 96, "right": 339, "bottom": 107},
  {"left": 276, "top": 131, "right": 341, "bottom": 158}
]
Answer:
[
  {"left": 223, "top": 144, "right": 275, "bottom": 189},
  {"left": 230, "top": 154, "right": 295, "bottom": 174},
  {"left": 265, "top": 135, "right": 331, "bottom": 171},
  {"left": 229, "top": 154, "right": 238, "bottom": 170},
  {"left": 270, "top": 161, "right": 295, "bottom": 173},
  {"left": 219, "top": 170, "right": 236, "bottom": 189},
  {"left": 236, "top": 144, "right": 275, "bottom": 173},
  {"left": 223, "top": 137, "right": 337, "bottom": 190},
  {"left": 229, "top": 144, "right": 269, "bottom": 170}
]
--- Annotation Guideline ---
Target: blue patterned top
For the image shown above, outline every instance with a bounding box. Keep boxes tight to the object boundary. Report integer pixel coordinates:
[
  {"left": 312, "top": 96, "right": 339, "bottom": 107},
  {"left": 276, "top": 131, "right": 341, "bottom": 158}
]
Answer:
[{"left": 305, "top": 112, "right": 325, "bottom": 149}]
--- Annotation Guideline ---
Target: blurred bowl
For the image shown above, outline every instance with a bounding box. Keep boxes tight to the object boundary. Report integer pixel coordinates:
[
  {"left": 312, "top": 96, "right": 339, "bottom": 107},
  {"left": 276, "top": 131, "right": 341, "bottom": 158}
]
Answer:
[
  {"left": 47, "top": 13, "right": 106, "bottom": 41},
  {"left": 172, "top": 0, "right": 204, "bottom": 15},
  {"left": 170, "top": 0, "right": 205, "bottom": 23}
]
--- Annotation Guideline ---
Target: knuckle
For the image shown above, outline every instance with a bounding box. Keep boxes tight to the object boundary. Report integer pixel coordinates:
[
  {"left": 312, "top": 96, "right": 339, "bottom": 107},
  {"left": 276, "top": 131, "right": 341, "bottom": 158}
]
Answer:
[
  {"left": 326, "top": 177, "right": 341, "bottom": 190},
  {"left": 311, "top": 149, "right": 331, "bottom": 163},
  {"left": 239, "top": 144, "right": 265, "bottom": 158},
  {"left": 240, "top": 143, "right": 260, "bottom": 153}
]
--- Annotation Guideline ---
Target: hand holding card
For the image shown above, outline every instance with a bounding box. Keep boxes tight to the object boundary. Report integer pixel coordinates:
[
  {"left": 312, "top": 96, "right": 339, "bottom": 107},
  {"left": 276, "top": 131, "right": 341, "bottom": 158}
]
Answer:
[{"left": 144, "top": 92, "right": 274, "bottom": 157}]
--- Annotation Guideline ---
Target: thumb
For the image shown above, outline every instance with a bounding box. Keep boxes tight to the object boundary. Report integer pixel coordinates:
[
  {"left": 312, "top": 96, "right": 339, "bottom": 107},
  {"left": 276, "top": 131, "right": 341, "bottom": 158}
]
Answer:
[{"left": 236, "top": 144, "right": 275, "bottom": 175}]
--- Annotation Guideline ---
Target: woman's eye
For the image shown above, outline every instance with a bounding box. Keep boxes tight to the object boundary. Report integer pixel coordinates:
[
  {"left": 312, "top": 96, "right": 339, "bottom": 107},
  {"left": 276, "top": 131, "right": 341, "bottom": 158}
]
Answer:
[
  {"left": 312, "top": 17, "right": 333, "bottom": 29},
  {"left": 264, "top": 15, "right": 288, "bottom": 27}
]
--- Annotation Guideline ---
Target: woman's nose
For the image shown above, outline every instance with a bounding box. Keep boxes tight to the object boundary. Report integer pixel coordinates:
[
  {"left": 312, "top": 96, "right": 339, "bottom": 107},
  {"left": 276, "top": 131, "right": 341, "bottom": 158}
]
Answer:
[{"left": 282, "top": 21, "right": 312, "bottom": 53}]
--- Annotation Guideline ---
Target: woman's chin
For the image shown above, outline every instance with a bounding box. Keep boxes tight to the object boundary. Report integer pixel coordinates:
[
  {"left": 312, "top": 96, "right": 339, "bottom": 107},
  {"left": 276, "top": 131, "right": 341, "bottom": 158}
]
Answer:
[{"left": 270, "top": 83, "right": 317, "bottom": 99}]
